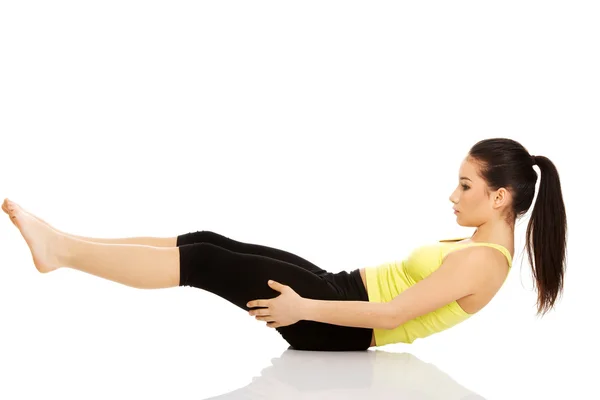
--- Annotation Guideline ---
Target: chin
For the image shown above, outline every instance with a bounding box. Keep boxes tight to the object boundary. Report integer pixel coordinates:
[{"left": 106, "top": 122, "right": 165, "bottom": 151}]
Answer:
[{"left": 455, "top": 215, "right": 471, "bottom": 227}]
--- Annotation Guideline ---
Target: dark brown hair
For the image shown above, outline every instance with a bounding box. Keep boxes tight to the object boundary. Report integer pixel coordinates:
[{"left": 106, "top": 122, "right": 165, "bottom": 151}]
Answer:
[{"left": 468, "top": 138, "right": 567, "bottom": 317}]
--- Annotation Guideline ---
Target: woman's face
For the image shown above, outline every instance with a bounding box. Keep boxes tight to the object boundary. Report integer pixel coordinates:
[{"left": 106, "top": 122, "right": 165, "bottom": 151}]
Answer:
[{"left": 448, "top": 157, "right": 494, "bottom": 227}]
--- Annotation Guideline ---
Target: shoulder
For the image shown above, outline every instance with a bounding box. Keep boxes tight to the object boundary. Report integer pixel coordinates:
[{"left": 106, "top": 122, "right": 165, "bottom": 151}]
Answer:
[
  {"left": 447, "top": 245, "right": 500, "bottom": 261},
  {"left": 444, "top": 245, "right": 509, "bottom": 284}
]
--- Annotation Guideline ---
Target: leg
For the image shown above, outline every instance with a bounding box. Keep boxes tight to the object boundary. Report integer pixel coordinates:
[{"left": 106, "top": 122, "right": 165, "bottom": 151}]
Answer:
[
  {"left": 50, "top": 229, "right": 330, "bottom": 276},
  {"left": 3, "top": 200, "right": 327, "bottom": 283},
  {"left": 4, "top": 199, "right": 370, "bottom": 350},
  {"left": 1, "top": 199, "right": 178, "bottom": 247},
  {"left": 49, "top": 228, "right": 328, "bottom": 277},
  {"left": 63, "top": 236, "right": 180, "bottom": 289},
  {"left": 60, "top": 234, "right": 176, "bottom": 247},
  {"left": 178, "top": 242, "right": 372, "bottom": 351},
  {"left": 3, "top": 199, "right": 179, "bottom": 289},
  {"left": 16, "top": 202, "right": 318, "bottom": 279},
  {"left": 176, "top": 230, "right": 329, "bottom": 276},
  {"left": 11, "top": 200, "right": 326, "bottom": 274},
  {"left": 178, "top": 241, "right": 337, "bottom": 306}
]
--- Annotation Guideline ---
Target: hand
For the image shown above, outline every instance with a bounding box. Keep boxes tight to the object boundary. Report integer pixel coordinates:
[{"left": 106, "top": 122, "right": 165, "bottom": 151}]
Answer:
[{"left": 247, "top": 280, "right": 305, "bottom": 328}]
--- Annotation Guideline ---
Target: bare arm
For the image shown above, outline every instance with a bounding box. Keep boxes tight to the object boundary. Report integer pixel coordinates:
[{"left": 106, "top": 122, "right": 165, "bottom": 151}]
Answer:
[
  {"left": 302, "top": 298, "right": 394, "bottom": 330},
  {"left": 386, "top": 247, "right": 489, "bottom": 328}
]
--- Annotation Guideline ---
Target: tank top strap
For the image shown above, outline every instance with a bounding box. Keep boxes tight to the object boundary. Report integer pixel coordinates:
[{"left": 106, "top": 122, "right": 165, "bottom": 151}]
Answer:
[{"left": 438, "top": 236, "right": 471, "bottom": 242}]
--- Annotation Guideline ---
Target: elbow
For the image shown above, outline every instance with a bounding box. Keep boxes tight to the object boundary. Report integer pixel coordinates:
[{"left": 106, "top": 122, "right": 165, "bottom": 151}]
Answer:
[
  {"left": 385, "top": 316, "right": 399, "bottom": 330},
  {"left": 383, "top": 306, "right": 401, "bottom": 330}
]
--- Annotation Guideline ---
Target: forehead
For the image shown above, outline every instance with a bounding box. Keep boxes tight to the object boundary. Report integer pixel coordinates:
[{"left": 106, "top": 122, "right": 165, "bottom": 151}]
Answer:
[{"left": 459, "top": 158, "right": 479, "bottom": 179}]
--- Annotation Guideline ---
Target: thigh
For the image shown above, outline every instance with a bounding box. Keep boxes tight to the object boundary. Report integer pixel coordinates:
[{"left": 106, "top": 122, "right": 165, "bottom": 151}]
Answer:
[
  {"left": 178, "top": 242, "right": 371, "bottom": 351},
  {"left": 178, "top": 242, "right": 340, "bottom": 311},
  {"left": 176, "top": 230, "right": 329, "bottom": 277}
]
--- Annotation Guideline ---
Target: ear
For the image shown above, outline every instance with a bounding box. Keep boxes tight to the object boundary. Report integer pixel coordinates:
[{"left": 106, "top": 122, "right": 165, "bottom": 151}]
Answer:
[{"left": 493, "top": 187, "right": 510, "bottom": 207}]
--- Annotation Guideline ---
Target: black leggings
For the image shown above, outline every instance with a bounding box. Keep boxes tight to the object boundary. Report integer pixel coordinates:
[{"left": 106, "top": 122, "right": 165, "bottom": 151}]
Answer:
[{"left": 177, "top": 230, "right": 373, "bottom": 351}]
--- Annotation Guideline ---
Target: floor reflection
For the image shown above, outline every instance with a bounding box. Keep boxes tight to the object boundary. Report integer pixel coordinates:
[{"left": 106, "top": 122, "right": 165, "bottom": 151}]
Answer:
[{"left": 204, "top": 347, "right": 485, "bottom": 399}]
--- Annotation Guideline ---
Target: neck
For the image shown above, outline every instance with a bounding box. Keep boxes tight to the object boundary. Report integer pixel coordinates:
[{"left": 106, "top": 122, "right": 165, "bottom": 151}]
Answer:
[{"left": 470, "top": 220, "right": 514, "bottom": 244}]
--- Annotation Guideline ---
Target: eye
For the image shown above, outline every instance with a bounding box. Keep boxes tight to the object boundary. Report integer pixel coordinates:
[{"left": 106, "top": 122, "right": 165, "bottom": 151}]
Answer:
[{"left": 461, "top": 184, "right": 469, "bottom": 190}]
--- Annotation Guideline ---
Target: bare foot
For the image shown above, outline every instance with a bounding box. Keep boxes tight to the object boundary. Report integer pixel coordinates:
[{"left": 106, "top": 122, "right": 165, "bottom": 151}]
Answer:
[
  {"left": 2, "top": 198, "right": 64, "bottom": 235},
  {"left": 3, "top": 198, "right": 68, "bottom": 273}
]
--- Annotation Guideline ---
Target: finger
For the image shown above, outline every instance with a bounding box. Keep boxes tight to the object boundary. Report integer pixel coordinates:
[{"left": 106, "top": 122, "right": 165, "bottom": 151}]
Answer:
[
  {"left": 268, "top": 280, "right": 286, "bottom": 291},
  {"left": 251, "top": 308, "right": 270, "bottom": 316},
  {"left": 247, "top": 300, "right": 268, "bottom": 308},
  {"left": 256, "top": 315, "right": 275, "bottom": 322}
]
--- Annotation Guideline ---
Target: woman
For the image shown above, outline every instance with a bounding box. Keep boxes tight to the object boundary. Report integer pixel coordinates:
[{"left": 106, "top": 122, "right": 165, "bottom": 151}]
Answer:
[{"left": 3, "top": 138, "right": 567, "bottom": 351}]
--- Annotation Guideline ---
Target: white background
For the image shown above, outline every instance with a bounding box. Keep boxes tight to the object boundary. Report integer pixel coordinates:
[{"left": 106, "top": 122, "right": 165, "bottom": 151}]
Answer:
[{"left": 0, "top": 1, "right": 598, "bottom": 399}]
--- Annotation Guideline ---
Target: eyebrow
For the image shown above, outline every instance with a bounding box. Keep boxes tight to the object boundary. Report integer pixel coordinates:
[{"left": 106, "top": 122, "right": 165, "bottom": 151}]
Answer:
[{"left": 460, "top": 176, "right": 472, "bottom": 181}]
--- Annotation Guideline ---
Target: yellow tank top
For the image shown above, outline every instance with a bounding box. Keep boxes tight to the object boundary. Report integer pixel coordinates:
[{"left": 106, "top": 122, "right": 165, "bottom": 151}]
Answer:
[{"left": 364, "top": 237, "right": 513, "bottom": 346}]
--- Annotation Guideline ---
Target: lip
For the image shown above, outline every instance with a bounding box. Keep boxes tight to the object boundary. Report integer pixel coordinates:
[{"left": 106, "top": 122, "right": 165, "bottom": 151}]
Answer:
[{"left": 453, "top": 209, "right": 459, "bottom": 213}]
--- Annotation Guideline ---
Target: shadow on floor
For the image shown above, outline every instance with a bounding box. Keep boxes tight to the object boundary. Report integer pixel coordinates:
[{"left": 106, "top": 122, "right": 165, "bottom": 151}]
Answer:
[{"left": 203, "top": 346, "right": 486, "bottom": 399}]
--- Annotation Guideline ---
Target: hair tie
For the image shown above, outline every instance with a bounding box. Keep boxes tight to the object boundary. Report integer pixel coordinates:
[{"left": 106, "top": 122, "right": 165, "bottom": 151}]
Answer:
[{"left": 531, "top": 155, "right": 537, "bottom": 165}]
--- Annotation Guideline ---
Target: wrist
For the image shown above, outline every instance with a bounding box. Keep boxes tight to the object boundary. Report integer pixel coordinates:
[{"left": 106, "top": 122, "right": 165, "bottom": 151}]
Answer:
[{"left": 300, "top": 298, "right": 313, "bottom": 321}]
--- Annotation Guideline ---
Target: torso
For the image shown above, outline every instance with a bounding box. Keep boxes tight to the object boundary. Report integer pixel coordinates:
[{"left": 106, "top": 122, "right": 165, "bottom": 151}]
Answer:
[{"left": 358, "top": 238, "right": 514, "bottom": 348}]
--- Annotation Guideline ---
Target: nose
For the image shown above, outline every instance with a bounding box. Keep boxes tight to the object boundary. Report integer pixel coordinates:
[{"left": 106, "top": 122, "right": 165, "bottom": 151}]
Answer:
[{"left": 449, "top": 187, "right": 460, "bottom": 204}]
